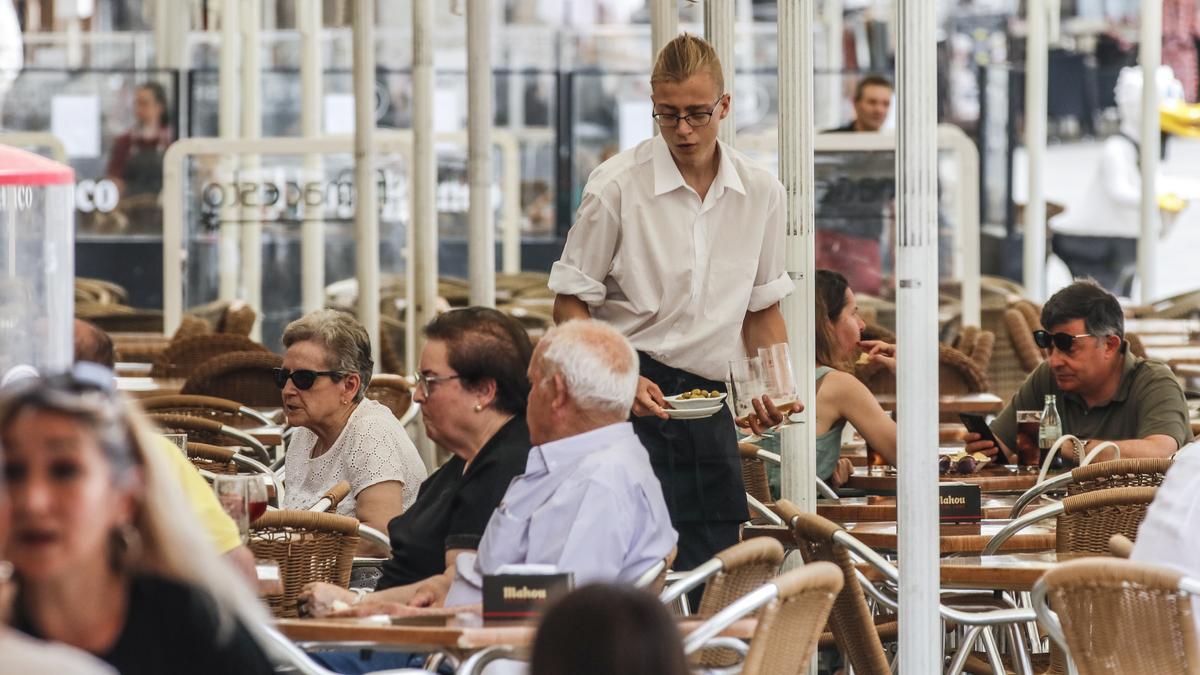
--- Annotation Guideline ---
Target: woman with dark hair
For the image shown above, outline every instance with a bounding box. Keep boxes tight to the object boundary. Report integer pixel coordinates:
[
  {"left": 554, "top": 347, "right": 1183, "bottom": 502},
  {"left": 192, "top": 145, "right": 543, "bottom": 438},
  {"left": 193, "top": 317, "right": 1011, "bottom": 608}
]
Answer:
[
  {"left": 529, "top": 584, "right": 689, "bottom": 675},
  {"left": 298, "top": 307, "right": 534, "bottom": 617},
  {"left": 105, "top": 82, "right": 173, "bottom": 199},
  {"left": 811, "top": 269, "right": 897, "bottom": 486}
]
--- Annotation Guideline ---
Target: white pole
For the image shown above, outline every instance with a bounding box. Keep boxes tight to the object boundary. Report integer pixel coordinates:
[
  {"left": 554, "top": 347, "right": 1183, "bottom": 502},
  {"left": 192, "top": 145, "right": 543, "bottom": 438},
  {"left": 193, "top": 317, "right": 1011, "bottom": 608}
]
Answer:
[
  {"left": 650, "top": 0, "right": 677, "bottom": 138},
  {"left": 239, "top": 0, "right": 262, "bottom": 340},
  {"left": 1023, "top": 0, "right": 1047, "bottom": 301},
  {"left": 502, "top": 39, "right": 523, "bottom": 275},
  {"left": 412, "top": 0, "right": 437, "bottom": 362},
  {"left": 777, "top": 0, "right": 816, "bottom": 520},
  {"left": 820, "top": 0, "right": 844, "bottom": 130},
  {"left": 299, "top": 0, "right": 325, "bottom": 315},
  {"left": 896, "top": 0, "right": 941, "bottom": 670},
  {"left": 704, "top": 0, "right": 736, "bottom": 146},
  {"left": 353, "top": 0, "right": 381, "bottom": 373},
  {"left": 218, "top": 0, "right": 240, "bottom": 302},
  {"left": 467, "top": 0, "right": 495, "bottom": 307},
  {"left": 1137, "top": 1, "right": 1162, "bottom": 303}
]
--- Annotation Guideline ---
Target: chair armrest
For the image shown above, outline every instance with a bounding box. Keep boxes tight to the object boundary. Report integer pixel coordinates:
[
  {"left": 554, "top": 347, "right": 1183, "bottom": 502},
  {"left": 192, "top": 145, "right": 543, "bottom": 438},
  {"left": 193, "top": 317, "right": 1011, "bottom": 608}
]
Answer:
[
  {"left": 659, "top": 558, "right": 724, "bottom": 605},
  {"left": 458, "top": 646, "right": 520, "bottom": 675},
  {"left": 682, "top": 584, "right": 777, "bottom": 656},
  {"left": 1008, "top": 472, "right": 1072, "bottom": 518},
  {"left": 747, "top": 494, "right": 784, "bottom": 526},
  {"left": 982, "top": 501, "right": 1064, "bottom": 555},
  {"left": 1108, "top": 534, "right": 1134, "bottom": 559}
]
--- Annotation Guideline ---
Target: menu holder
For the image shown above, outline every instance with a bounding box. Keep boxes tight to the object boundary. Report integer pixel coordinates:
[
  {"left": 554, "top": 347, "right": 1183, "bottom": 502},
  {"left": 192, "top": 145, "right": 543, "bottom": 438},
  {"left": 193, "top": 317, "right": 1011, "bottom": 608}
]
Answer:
[
  {"left": 939, "top": 483, "right": 982, "bottom": 525},
  {"left": 482, "top": 572, "right": 573, "bottom": 622}
]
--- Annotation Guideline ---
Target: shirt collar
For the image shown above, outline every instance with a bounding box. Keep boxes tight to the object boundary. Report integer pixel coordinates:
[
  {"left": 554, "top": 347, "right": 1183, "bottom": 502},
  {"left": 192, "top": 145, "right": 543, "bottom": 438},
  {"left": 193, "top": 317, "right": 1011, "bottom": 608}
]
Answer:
[
  {"left": 526, "top": 421, "right": 634, "bottom": 474},
  {"left": 651, "top": 134, "right": 746, "bottom": 198}
]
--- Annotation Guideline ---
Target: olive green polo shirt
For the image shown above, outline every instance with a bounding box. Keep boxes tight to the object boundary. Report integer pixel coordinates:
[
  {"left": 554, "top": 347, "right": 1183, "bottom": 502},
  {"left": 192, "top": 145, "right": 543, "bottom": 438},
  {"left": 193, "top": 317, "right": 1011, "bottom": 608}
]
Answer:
[{"left": 990, "top": 344, "right": 1192, "bottom": 452}]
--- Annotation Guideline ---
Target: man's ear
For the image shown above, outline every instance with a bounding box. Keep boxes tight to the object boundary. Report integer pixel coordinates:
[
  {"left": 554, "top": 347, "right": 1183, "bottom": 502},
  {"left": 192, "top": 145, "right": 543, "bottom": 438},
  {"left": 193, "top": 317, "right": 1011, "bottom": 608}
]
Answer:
[
  {"left": 1107, "top": 334, "right": 1124, "bottom": 357},
  {"left": 719, "top": 94, "right": 730, "bottom": 120},
  {"left": 551, "top": 372, "right": 570, "bottom": 412}
]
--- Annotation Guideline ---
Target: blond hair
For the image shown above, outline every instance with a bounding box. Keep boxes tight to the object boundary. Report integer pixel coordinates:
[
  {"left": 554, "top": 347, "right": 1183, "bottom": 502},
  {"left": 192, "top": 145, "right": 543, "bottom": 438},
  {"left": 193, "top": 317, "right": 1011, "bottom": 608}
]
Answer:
[{"left": 651, "top": 33, "right": 725, "bottom": 92}]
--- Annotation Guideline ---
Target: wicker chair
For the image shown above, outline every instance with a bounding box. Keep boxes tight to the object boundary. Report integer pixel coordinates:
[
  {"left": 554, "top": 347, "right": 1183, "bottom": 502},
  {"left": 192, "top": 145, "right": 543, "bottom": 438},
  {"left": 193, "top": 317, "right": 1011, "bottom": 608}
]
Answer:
[
  {"left": 956, "top": 325, "right": 980, "bottom": 356},
  {"left": 681, "top": 562, "right": 844, "bottom": 675},
  {"left": 379, "top": 315, "right": 407, "bottom": 375},
  {"left": 984, "top": 486, "right": 1158, "bottom": 556},
  {"left": 181, "top": 350, "right": 284, "bottom": 408},
  {"left": 1032, "top": 558, "right": 1200, "bottom": 674},
  {"left": 307, "top": 481, "right": 352, "bottom": 513},
  {"left": 365, "top": 374, "right": 416, "bottom": 425},
  {"left": 140, "top": 394, "right": 274, "bottom": 429},
  {"left": 75, "top": 277, "right": 128, "bottom": 305},
  {"left": 858, "top": 343, "right": 988, "bottom": 395},
  {"left": 1005, "top": 307, "right": 1044, "bottom": 372},
  {"left": 84, "top": 307, "right": 165, "bottom": 334},
  {"left": 186, "top": 441, "right": 239, "bottom": 476},
  {"left": 1126, "top": 332, "right": 1149, "bottom": 359},
  {"left": 249, "top": 510, "right": 361, "bottom": 618},
  {"left": 1008, "top": 458, "right": 1173, "bottom": 518},
  {"left": 149, "top": 334, "right": 269, "bottom": 379},
  {"left": 740, "top": 442, "right": 775, "bottom": 515},
  {"left": 219, "top": 301, "right": 256, "bottom": 336},
  {"left": 148, "top": 412, "right": 271, "bottom": 464}
]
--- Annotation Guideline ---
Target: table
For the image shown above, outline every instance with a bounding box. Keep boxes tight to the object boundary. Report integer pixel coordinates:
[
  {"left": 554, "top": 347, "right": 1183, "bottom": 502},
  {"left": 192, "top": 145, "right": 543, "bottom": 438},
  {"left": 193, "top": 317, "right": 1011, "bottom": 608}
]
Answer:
[
  {"left": 816, "top": 494, "right": 1049, "bottom": 522},
  {"left": 1126, "top": 318, "right": 1200, "bottom": 336},
  {"left": 1146, "top": 345, "right": 1200, "bottom": 362},
  {"left": 115, "top": 361, "right": 153, "bottom": 376},
  {"left": 744, "top": 519, "right": 1056, "bottom": 555},
  {"left": 937, "top": 552, "right": 1095, "bottom": 591},
  {"left": 1173, "top": 362, "right": 1200, "bottom": 379},
  {"left": 116, "top": 376, "right": 185, "bottom": 400},
  {"left": 845, "top": 465, "right": 1049, "bottom": 494},
  {"left": 874, "top": 393, "right": 1004, "bottom": 415},
  {"left": 245, "top": 425, "right": 285, "bottom": 446}
]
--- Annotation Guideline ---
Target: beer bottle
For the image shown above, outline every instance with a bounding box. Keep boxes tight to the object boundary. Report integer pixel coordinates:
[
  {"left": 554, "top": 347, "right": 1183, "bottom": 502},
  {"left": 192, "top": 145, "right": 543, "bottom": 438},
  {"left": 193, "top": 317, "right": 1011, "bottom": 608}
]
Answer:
[{"left": 1038, "top": 394, "right": 1064, "bottom": 469}]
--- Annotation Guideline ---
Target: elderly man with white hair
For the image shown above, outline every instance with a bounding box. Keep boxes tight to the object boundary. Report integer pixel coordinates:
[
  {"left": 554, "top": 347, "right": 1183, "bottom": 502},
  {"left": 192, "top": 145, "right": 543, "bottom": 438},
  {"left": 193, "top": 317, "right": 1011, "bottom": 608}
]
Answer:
[{"left": 438, "top": 319, "right": 677, "bottom": 607}]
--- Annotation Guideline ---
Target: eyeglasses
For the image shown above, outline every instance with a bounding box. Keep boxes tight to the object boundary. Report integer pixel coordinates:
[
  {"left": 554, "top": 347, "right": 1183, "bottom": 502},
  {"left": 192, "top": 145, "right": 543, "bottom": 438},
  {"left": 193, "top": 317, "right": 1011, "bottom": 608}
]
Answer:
[
  {"left": 1032, "top": 330, "right": 1098, "bottom": 354},
  {"left": 651, "top": 95, "right": 725, "bottom": 129},
  {"left": 272, "top": 368, "right": 345, "bottom": 390},
  {"left": 413, "top": 371, "right": 461, "bottom": 398}
]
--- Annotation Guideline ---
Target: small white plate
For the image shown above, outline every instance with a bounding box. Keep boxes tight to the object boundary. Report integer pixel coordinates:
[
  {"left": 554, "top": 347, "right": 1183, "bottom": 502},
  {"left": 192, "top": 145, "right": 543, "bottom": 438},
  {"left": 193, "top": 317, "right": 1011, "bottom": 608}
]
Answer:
[
  {"left": 664, "top": 392, "right": 727, "bottom": 410},
  {"left": 666, "top": 404, "right": 724, "bottom": 420}
]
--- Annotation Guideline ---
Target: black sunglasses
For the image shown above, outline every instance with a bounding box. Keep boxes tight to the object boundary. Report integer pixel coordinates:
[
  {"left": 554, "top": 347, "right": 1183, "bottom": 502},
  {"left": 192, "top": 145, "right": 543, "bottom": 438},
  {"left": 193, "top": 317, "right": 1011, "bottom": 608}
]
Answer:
[
  {"left": 1032, "top": 330, "right": 1098, "bottom": 353},
  {"left": 272, "top": 368, "right": 345, "bottom": 390}
]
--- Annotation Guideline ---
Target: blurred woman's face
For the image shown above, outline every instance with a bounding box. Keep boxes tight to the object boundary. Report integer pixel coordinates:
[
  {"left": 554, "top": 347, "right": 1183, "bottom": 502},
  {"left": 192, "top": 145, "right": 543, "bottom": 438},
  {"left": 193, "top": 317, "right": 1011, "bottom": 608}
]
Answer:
[
  {"left": 413, "top": 339, "right": 474, "bottom": 450},
  {"left": 833, "top": 288, "right": 867, "bottom": 359},
  {"left": 2, "top": 409, "right": 136, "bottom": 581},
  {"left": 280, "top": 340, "right": 352, "bottom": 430},
  {"left": 134, "top": 87, "right": 162, "bottom": 127}
]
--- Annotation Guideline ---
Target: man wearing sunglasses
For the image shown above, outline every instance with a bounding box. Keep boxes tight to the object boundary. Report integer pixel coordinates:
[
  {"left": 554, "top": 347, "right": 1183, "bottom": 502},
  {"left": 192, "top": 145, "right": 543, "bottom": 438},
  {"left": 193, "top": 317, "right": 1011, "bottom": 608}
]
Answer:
[
  {"left": 548, "top": 34, "right": 795, "bottom": 577},
  {"left": 969, "top": 280, "right": 1190, "bottom": 462}
]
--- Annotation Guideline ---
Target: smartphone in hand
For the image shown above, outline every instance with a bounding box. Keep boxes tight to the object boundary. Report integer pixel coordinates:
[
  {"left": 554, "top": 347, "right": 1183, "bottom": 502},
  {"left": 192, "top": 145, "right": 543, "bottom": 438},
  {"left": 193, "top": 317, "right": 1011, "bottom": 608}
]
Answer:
[{"left": 959, "top": 413, "right": 998, "bottom": 447}]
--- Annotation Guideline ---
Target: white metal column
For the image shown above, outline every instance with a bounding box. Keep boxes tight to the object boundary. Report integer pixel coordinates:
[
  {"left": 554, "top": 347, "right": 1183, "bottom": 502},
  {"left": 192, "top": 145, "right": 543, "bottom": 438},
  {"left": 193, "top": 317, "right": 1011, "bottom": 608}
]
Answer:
[
  {"left": 218, "top": 0, "right": 240, "bottom": 302},
  {"left": 650, "top": 0, "right": 677, "bottom": 138},
  {"left": 353, "top": 0, "right": 381, "bottom": 373},
  {"left": 1023, "top": 0, "right": 1048, "bottom": 301},
  {"left": 467, "top": 0, "right": 495, "bottom": 307},
  {"left": 704, "top": 0, "right": 736, "bottom": 146},
  {"left": 819, "top": 0, "right": 844, "bottom": 130},
  {"left": 239, "top": 0, "right": 262, "bottom": 340},
  {"left": 777, "top": 0, "right": 816, "bottom": 522},
  {"left": 1137, "top": 1, "right": 1163, "bottom": 303},
  {"left": 412, "top": 0, "right": 437, "bottom": 361},
  {"left": 896, "top": 0, "right": 941, "bottom": 670},
  {"left": 299, "top": 0, "right": 325, "bottom": 315}
]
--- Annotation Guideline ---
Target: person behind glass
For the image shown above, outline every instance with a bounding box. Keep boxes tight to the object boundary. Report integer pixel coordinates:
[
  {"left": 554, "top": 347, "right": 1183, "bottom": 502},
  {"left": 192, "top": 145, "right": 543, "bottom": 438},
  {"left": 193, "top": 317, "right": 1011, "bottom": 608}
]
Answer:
[
  {"left": 1, "top": 365, "right": 273, "bottom": 675},
  {"left": 529, "top": 584, "right": 690, "bottom": 675},
  {"left": 811, "top": 270, "right": 898, "bottom": 487},
  {"left": 105, "top": 82, "right": 173, "bottom": 200},
  {"left": 828, "top": 74, "right": 893, "bottom": 133},
  {"left": 278, "top": 309, "right": 427, "bottom": 553},
  {"left": 297, "top": 307, "right": 534, "bottom": 618},
  {"left": 549, "top": 33, "right": 796, "bottom": 577},
  {"left": 967, "top": 280, "right": 1191, "bottom": 462}
]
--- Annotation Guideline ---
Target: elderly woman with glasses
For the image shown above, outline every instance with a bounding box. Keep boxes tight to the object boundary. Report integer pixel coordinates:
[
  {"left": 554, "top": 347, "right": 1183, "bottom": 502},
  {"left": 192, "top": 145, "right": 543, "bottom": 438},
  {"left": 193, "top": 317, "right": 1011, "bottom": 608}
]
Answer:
[
  {"left": 297, "top": 307, "right": 533, "bottom": 630},
  {"left": 277, "top": 309, "right": 426, "bottom": 542},
  {"left": 0, "top": 365, "right": 272, "bottom": 674}
]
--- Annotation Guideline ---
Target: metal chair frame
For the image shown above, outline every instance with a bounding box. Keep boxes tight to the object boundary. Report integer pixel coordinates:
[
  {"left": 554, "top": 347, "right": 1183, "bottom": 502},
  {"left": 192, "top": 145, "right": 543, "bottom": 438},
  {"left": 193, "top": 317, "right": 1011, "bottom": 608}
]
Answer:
[{"left": 986, "top": 486, "right": 1157, "bottom": 556}]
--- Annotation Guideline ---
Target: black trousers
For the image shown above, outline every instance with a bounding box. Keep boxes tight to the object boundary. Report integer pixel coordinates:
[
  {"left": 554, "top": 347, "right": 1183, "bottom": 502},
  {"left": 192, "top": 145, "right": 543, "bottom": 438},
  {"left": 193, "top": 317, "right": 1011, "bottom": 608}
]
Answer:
[{"left": 1052, "top": 233, "right": 1137, "bottom": 296}]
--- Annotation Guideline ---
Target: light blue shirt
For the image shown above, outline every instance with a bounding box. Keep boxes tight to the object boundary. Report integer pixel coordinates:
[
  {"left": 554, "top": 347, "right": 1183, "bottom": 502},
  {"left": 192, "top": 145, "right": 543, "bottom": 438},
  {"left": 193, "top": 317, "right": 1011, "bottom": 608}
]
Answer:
[{"left": 444, "top": 421, "right": 677, "bottom": 606}]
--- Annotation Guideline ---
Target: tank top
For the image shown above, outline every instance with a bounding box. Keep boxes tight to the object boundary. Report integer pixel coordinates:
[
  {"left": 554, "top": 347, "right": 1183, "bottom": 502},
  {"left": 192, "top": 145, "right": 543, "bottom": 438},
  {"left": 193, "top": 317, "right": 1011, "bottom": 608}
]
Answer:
[{"left": 815, "top": 366, "right": 847, "bottom": 481}]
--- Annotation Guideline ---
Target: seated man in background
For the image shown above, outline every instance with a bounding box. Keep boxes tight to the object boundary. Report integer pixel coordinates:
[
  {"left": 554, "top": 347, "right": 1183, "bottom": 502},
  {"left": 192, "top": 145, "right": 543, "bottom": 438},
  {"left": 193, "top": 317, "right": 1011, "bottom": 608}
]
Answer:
[
  {"left": 73, "top": 319, "right": 257, "bottom": 582},
  {"left": 968, "top": 280, "right": 1190, "bottom": 462}
]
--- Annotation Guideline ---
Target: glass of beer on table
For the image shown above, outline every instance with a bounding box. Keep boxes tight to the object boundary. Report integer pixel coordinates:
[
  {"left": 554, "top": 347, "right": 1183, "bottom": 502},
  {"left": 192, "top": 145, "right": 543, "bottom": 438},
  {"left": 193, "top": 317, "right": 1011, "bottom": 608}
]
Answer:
[{"left": 1015, "top": 410, "right": 1043, "bottom": 469}]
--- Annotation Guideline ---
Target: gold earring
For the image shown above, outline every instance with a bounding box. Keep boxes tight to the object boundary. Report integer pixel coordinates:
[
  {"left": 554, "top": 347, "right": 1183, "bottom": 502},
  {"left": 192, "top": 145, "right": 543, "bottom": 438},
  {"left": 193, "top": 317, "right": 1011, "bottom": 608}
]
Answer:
[{"left": 473, "top": 404, "right": 482, "bottom": 412}]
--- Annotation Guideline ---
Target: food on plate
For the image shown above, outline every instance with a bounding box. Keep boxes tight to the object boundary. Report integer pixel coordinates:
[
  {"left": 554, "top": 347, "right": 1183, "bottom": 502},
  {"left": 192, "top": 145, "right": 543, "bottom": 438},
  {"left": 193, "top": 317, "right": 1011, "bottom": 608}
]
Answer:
[
  {"left": 939, "top": 451, "right": 992, "bottom": 475},
  {"left": 677, "top": 389, "right": 723, "bottom": 400}
]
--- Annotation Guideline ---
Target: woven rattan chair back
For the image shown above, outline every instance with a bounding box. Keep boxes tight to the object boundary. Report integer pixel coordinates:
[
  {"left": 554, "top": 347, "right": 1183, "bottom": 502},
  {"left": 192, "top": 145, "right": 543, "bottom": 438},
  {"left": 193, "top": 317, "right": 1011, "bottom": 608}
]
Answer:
[
  {"left": 740, "top": 563, "right": 844, "bottom": 675},
  {"left": 380, "top": 315, "right": 407, "bottom": 374},
  {"left": 1041, "top": 558, "right": 1200, "bottom": 674},
  {"left": 1064, "top": 458, "right": 1173, "bottom": 497},
  {"left": 859, "top": 344, "right": 988, "bottom": 395},
  {"left": 777, "top": 501, "right": 892, "bottom": 675},
  {"left": 969, "top": 330, "right": 996, "bottom": 370},
  {"left": 86, "top": 308, "right": 165, "bottom": 334},
  {"left": 186, "top": 441, "right": 239, "bottom": 476},
  {"left": 365, "top": 374, "right": 413, "bottom": 422},
  {"left": 150, "top": 334, "right": 268, "bottom": 379},
  {"left": 181, "top": 350, "right": 284, "bottom": 408},
  {"left": 148, "top": 412, "right": 253, "bottom": 450},
  {"left": 739, "top": 443, "right": 774, "bottom": 511},
  {"left": 693, "top": 538, "right": 785, "bottom": 668},
  {"left": 1056, "top": 486, "right": 1157, "bottom": 554},
  {"left": 140, "top": 394, "right": 269, "bottom": 429},
  {"left": 219, "top": 301, "right": 256, "bottom": 336},
  {"left": 1004, "top": 307, "right": 1044, "bottom": 372},
  {"left": 249, "top": 510, "right": 361, "bottom": 618}
]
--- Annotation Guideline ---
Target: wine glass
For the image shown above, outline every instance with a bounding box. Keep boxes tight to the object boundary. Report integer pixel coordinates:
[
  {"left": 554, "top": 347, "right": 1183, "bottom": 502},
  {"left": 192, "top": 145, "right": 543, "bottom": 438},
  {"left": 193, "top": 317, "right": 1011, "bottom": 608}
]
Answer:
[
  {"left": 727, "top": 356, "right": 766, "bottom": 419},
  {"left": 757, "top": 342, "right": 797, "bottom": 407},
  {"left": 213, "top": 475, "right": 251, "bottom": 543},
  {"left": 247, "top": 476, "right": 269, "bottom": 523}
]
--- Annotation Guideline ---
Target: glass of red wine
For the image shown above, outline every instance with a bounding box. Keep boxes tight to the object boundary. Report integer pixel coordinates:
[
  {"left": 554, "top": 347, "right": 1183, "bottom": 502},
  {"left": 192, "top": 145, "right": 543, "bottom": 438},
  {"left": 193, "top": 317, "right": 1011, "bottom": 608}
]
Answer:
[{"left": 247, "top": 476, "right": 269, "bottom": 523}]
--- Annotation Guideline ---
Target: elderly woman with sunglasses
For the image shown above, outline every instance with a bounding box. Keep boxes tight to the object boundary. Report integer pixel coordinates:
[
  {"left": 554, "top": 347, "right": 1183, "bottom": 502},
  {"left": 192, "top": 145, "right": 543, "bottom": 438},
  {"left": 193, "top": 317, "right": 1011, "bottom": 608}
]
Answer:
[
  {"left": 1, "top": 365, "right": 273, "bottom": 674},
  {"left": 298, "top": 308, "right": 533, "bottom": 637},
  {"left": 277, "top": 309, "right": 426, "bottom": 545}
]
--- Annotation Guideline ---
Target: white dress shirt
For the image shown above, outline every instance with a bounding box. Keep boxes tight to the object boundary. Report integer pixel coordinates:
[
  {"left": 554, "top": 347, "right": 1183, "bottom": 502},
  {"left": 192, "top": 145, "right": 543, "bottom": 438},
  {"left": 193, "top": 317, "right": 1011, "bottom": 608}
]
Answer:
[
  {"left": 1132, "top": 442, "right": 1200, "bottom": 630},
  {"left": 444, "top": 422, "right": 677, "bottom": 606},
  {"left": 549, "top": 134, "right": 794, "bottom": 381}
]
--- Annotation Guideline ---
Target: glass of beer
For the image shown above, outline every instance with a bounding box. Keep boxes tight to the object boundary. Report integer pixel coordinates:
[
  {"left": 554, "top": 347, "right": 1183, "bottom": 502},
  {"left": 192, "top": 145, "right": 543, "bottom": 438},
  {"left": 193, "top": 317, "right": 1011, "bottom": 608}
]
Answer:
[{"left": 1015, "top": 410, "right": 1043, "bottom": 469}]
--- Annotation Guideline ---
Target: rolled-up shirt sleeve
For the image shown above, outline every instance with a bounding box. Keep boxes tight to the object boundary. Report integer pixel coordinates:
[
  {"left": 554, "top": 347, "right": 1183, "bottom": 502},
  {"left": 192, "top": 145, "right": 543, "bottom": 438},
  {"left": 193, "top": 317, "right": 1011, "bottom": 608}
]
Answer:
[
  {"left": 747, "top": 181, "right": 794, "bottom": 312},
  {"left": 548, "top": 188, "right": 620, "bottom": 306}
]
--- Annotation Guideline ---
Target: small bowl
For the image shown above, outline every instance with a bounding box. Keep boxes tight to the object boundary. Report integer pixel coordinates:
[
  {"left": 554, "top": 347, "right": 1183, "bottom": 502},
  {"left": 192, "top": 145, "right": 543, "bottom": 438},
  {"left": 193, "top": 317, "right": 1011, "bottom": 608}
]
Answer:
[{"left": 665, "top": 391, "right": 727, "bottom": 410}]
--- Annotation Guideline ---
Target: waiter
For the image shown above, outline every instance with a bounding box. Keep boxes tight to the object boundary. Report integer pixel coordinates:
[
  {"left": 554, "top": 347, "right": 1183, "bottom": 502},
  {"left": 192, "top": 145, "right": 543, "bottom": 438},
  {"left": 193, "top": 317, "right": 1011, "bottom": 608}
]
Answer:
[{"left": 548, "top": 34, "right": 794, "bottom": 573}]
